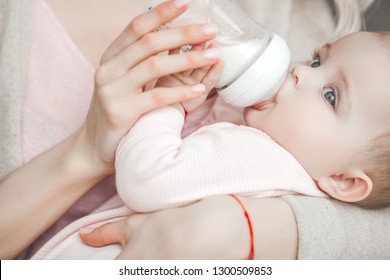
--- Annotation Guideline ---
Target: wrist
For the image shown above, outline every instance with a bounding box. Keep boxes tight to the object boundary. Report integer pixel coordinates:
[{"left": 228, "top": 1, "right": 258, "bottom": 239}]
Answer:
[
  {"left": 65, "top": 128, "right": 113, "bottom": 185},
  {"left": 170, "top": 103, "right": 186, "bottom": 117}
]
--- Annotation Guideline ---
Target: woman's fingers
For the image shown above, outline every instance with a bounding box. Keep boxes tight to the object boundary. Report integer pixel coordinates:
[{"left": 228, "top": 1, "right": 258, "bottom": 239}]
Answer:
[
  {"left": 135, "top": 84, "right": 206, "bottom": 113},
  {"left": 106, "top": 49, "right": 220, "bottom": 94},
  {"left": 169, "top": 47, "right": 181, "bottom": 55},
  {"left": 101, "top": 0, "right": 189, "bottom": 64},
  {"left": 79, "top": 220, "right": 127, "bottom": 247},
  {"left": 99, "top": 23, "right": 219, "bottom": 85},
  {"left": 92, "top": 48, "right": 217, "bottom": 137},
  {"left": 180, "top": 43, "right": 206, "bottom": 77}
]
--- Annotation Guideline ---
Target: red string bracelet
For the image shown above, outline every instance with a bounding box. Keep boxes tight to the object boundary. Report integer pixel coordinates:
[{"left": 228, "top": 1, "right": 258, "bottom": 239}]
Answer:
[
  {"left": 184, "top": 109, "right": 188, "bottom": 118},
  {"left": 229, "top": 194, "right": 255, "bottom": 260}
]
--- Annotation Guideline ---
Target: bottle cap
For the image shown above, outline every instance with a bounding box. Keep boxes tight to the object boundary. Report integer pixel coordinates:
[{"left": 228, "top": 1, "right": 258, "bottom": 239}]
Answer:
[{"left": 218, "top": 34, "right": 290, "bottom": 107}]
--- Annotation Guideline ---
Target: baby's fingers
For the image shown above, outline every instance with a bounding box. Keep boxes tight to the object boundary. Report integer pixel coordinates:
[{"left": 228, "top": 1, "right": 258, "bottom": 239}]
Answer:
[
  {"left": 200, "top": 60, "right": 224, "bottom": 93},
  {"left": 138, "top": 84, "right": 207, "bottom": 113},
  {"left": 185, "top": 43, "right": 223, "bottom": 91}
]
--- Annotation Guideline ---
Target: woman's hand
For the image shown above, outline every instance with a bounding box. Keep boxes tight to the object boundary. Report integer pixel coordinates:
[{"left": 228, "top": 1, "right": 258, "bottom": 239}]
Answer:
[
  {"left": 74, "top": 0, "right": 221, "bottom": 176},
  {"left": 0, "top": 0, "right": 222, "bottom": 260},
  {"left": 80, "top": 196, "right": 298, "bottom": 259}
]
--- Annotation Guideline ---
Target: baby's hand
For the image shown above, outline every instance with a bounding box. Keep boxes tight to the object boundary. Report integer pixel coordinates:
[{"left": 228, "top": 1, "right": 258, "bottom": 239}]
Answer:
[{"left": 156, "top": 43, "right": 223, "bottom": 114}]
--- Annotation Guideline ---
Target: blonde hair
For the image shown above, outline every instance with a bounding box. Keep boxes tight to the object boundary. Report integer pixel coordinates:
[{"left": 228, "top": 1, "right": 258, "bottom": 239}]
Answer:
[{"left": 332, "top": 0, "right": 374, "bottom": 38}]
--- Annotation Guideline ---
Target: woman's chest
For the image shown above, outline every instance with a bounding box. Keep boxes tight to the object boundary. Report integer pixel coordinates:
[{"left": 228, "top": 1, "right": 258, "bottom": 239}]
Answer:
[{"left": 44, "top": 0, "right": 148, "bottom": 68}]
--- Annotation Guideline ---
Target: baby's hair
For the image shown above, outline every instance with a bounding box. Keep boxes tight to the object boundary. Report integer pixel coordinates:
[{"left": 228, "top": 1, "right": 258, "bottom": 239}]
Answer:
[
  {"left": 353, "top": 130, "right": 390, "bottom": 209},
  {"left": 373, "top": 31, "right": 390, "bottom": 50},
  {"left": 351, "top": 31, "right": 390, "bottom": 209}
]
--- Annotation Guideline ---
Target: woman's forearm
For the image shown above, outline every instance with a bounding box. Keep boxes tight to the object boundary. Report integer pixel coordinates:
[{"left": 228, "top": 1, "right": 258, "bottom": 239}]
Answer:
[
  {"left": 0, "top": 131, "right": 108, "bottom": 259},
  {"left": 80, "top": 195, "right": 298, "bottom": 260}
]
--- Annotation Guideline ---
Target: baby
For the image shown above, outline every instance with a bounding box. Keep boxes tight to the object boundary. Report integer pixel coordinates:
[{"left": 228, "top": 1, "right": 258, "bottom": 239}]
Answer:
[
  {"left": 32, "top": 31, "right": 390, "bottom": 260},
  {"left": 116, "top": 31, "right": 390, "bottom": 211}
]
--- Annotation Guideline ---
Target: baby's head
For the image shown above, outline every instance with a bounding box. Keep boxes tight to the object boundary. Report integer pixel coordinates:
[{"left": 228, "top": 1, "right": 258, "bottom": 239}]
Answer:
[{"left": 244, "top": 31, "right": 390, "bottom": 208}]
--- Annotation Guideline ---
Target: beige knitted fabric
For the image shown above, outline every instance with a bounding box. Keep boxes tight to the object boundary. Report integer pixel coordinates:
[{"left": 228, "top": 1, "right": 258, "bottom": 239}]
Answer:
[{"left": 0, "top": 0, "right": 34, "bottom": 180}]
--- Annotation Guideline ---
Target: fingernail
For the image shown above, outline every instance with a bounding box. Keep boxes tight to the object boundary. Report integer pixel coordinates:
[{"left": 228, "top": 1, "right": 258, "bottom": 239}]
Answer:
[
  {"left": 79, "top": 227, "right": 94, "bottom": 235},
  {"left": 204, "top": 48, "right": 220, "bottom": 60},
  {"left": 192, "top": 84, "right": 206, "bottom": 93},
  {"left": 202, "top": 23, "right": 219, "bottom": 35},
  {"left": 173, "top": 0, "right": 189, "bottom": 9}
]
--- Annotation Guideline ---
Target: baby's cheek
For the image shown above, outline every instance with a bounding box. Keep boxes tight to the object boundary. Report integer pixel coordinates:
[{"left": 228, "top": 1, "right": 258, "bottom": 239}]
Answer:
[{"left": 266, "top": 115, "right": 327, "bottom": 176}]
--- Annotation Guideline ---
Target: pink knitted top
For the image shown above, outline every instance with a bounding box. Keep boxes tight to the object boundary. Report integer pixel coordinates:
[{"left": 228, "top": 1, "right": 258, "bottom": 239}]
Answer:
[
  {"left": 116, "top": 106, "right": 326, "bottom": 213},
  {"left": 22, "top": 0, "right": 117, "bottom": 257}
]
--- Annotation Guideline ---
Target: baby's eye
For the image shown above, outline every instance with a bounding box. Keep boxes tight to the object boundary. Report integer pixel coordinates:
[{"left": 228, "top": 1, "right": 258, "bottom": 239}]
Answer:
[
  {"left": 310, "top": 57, "right": 320, "bottom": 68},
  {"left": 322, "top": 85, "right": 337, "bottom": 107},
  {"left": 310, "top": 50, "right": 321, "bottom": 68}
]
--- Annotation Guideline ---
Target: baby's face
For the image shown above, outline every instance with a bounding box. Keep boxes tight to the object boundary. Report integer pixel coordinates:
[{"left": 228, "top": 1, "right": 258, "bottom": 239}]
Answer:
[{"left": 244, "top": 32, "right": 390, "bottom": 181}]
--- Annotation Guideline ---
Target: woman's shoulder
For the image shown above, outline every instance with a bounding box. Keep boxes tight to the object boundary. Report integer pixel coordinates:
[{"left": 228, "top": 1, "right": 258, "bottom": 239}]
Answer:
[
  {"left": 0, "top": 0, "right": 35, "bottom": 36},
  {"left": 282, "top": 195, "right": 390, "bottom": 259},
  {"left": 0, "top": 0, "right": 35, "bottom": 180}
]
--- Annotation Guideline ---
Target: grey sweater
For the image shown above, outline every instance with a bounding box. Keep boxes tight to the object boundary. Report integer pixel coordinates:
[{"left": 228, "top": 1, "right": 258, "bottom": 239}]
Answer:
[
  {"left": 0, "top": 0, "right": 33, "bottom": 180},
  {"left": 1, "top": 0, "right": 389, "bottom": 259}
]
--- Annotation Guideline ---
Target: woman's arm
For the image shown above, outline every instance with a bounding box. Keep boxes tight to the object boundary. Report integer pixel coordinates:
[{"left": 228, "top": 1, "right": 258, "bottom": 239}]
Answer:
[
  {"left": 80, "top": 196, "right": 298, "bottom": 259},
  {"left": 0, "top": 0, "right": 220, "bottom": 259},
  {"left": 81, "top": 194, "right": 390, "bottom": 259},
  {"left": 0, "top": 133, "right": 109, "bottom": 259}
]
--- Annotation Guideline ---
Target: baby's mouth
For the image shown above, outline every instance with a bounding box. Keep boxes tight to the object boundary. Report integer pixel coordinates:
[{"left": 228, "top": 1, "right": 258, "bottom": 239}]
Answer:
[
  {"left": 251, "top": 68, "right": 292, "bottom": 111},
  {"left": 252, "top": 99, "right": 275, "bottom": 111},
  {"left": 252, "top": 87, "right": 280, "bottom": 111}
]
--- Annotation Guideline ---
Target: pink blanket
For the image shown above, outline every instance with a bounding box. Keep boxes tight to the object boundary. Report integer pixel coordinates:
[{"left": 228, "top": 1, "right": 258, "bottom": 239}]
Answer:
[{"left": 32, "top": 195, "right": 128, "bottom": 259}]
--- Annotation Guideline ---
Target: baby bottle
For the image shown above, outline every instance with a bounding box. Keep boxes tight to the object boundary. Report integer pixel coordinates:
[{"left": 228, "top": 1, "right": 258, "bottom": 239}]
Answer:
[{"left": 174, "top": 0, "right": 291, "bottom": 107}]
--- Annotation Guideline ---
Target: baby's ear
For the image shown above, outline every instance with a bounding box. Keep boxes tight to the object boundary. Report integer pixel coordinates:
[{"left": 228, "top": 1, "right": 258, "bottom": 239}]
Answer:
[{"left": 317, "top": 169, "right": 373, "bottom": 202}]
